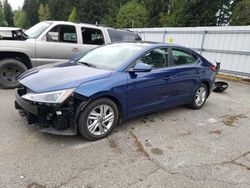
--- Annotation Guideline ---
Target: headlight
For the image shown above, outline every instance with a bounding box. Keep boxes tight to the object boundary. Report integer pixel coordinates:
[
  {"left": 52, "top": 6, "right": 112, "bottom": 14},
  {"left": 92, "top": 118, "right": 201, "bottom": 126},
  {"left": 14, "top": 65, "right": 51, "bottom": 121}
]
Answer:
[{"left": 21, "top": 88, "right": 75, "bottom": 104}]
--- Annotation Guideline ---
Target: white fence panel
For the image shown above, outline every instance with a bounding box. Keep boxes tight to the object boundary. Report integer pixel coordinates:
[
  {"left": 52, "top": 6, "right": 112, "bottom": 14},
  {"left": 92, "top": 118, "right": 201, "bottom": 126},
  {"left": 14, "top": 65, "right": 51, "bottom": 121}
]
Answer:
[{"left": 131, "top": 26, "right": 250, "bottom": 78}]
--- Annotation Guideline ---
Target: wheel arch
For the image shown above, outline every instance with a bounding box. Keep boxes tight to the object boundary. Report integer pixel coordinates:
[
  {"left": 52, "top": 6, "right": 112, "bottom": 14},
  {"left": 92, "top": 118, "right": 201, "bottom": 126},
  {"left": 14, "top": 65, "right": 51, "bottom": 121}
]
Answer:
[
  {"left": 92, "top": 95, "right": 124, "bottom": 122},
  {"left": 201, "top": 80, "right": 212, "bottom": 97},
  {"left": 0, "top": 52, "right": 32, "bottom": 69}
]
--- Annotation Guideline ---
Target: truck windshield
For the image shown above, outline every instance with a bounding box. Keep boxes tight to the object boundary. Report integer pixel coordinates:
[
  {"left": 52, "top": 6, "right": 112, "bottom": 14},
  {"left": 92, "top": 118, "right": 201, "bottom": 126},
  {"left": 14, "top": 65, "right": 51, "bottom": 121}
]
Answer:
[{"left": 25, "top": 22, "right": 52, "bottom": 38}]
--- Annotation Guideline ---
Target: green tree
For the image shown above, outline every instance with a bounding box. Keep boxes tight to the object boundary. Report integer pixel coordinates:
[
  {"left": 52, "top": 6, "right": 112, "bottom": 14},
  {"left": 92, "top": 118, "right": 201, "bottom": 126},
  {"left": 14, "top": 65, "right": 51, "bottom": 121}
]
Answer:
[
  {"left": 13, "top": 10, "right": 29, "bottom": 28},
  {"left": 231, "top": 0, "right": 250, "bottom": 25},
  {"left": 116, "top": 0, "right": 149, "bottom": 28},
  {"left": 78, "top": 0, "right": 111, "bottom": 24},
  {"left": 0, "top": 1, "right": 7, "bottom": 26},
  {"left": 142, "top": 0, "right": 171, "bottom": 27},
  {"left": 23, "top": 0, "right": 40, "bottom": 27},
  {"left": 100, "top": 0, "right": 128, "bottom": 27},
  {"left": 48, "top": 0, "right": 75, "bottom": 21},
  {"left": 215, "top": 0, "right": 232, "bottom": 26},
  {"left": 160, "top": 0, "right": 231, "bottom": 27},
  {"left": 68, "top": 7, "right": 78, "bottom": 22},
  {"left": 3, "top": 0, "right": 14, "bottom": 26},
  {"left": 38, "top": 3, "right": 51, "bottom": 21}
]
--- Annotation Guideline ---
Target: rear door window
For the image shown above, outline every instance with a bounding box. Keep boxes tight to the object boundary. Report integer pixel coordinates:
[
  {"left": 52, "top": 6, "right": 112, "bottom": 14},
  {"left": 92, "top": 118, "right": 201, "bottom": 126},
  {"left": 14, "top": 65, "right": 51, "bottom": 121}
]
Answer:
[
  {"left": 135, "top": 48, "right": 169, "bottom": 69},
  {"left": 108, "top": 29, "right": 141, "bottom": 42},
  {"left": 171, "top": 48, "right": 197, "bottom": 66},
  {"left": 82, "top": 28, "right": 104, "bottom": 45}
]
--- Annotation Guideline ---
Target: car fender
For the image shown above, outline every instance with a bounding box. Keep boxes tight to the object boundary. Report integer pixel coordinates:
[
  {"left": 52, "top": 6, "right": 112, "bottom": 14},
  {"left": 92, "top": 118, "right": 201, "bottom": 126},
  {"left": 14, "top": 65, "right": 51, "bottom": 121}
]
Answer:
[{"left": 74, "top": 72, "right": 128, "bottom": 119}]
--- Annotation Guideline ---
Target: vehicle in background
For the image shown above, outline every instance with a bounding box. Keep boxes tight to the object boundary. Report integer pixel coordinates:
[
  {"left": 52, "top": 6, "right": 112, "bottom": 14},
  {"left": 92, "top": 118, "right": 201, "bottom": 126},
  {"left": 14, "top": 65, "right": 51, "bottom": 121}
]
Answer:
[
  {"left": 0, "top": 27, "right": 28, "bottom": 40},
  {"left": 15, "top": 42, "right": 219, "bottom": 141},
  {"left": 0, "top": 21, "right": 141, "bottom": 88}
]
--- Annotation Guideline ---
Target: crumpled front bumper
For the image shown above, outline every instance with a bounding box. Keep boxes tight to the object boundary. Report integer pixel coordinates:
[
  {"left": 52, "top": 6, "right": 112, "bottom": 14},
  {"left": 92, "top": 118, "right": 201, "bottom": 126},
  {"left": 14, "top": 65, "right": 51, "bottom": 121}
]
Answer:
[{"left": 15, "top": 87, "right": 78, "bottom": 135}]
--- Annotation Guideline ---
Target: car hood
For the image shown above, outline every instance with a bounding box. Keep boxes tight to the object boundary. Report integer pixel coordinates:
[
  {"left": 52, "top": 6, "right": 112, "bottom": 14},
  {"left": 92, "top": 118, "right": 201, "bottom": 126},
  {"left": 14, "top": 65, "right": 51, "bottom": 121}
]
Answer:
[{"left": 18, "top": 62, "right": 112, "bottom": 93}]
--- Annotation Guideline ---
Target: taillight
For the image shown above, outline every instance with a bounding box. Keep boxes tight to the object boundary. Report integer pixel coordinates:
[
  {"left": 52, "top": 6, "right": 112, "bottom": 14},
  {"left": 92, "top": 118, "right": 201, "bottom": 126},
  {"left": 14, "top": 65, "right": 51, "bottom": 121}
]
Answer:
[{"left": 209, "top": 65, "right": 217, "bottom": 71}]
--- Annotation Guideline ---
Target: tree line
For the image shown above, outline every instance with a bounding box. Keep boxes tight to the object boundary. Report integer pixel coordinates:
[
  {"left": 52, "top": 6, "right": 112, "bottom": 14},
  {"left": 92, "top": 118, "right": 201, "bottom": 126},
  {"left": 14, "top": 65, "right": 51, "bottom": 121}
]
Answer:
[{"left": 0, "top": 0, "right": 250, "bottom": 29}]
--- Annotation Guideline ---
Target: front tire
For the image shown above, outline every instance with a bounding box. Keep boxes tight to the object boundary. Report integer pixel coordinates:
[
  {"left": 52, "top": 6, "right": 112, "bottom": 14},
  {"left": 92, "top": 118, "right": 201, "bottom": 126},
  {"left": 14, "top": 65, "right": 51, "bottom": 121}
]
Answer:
[
  {"left": 0, "top": 58, "right": 27, "bottom": 89},
  {"left": 78, "top": 98, "right": 119, "bottom": 141},
  {"left": 189, "top": 83, "right": 208, "bottom": 110}
]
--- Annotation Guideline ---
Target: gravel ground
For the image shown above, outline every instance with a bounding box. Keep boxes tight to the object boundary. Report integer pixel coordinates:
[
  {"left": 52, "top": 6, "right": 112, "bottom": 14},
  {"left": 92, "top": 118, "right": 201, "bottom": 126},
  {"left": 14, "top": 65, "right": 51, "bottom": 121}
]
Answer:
[{"left": 0, "top": 79, "right": 249, "bottom": 188}]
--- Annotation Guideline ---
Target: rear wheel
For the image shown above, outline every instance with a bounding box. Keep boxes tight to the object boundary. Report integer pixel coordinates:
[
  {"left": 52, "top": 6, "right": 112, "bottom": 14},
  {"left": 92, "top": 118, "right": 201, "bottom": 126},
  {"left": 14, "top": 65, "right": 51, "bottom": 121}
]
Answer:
[
  {"left": 189, "top": 83, "right": 208, "bottom": 110},
  {"left": 0, "top": 58, "right": 27, "bottom": 89},
  {"left": 78, "top": 98, "right": 119, "bottom": 141}
]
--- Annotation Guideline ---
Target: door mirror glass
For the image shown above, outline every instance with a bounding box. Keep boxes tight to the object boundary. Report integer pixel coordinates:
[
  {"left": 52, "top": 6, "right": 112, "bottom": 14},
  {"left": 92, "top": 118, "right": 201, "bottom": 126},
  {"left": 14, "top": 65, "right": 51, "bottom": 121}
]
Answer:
[{"left": 132, "top": 62, "right": 152, "bottom": 72}]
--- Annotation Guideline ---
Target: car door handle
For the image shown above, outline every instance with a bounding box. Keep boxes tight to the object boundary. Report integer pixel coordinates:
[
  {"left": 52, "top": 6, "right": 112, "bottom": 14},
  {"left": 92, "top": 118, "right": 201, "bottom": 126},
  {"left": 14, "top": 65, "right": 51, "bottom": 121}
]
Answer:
[
  {"left": 72, "top": 47, "right": 79, "bottom": 52},
  {"left": 163, "top": 75, "right": 173, "bottom": 80}
]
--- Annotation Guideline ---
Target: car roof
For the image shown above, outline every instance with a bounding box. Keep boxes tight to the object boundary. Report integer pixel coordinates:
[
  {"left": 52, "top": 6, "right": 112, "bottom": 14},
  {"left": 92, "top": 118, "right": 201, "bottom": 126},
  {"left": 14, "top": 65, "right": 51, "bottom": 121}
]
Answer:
[
  {"left": 108, "top": 41, "right": 185, "bottom": 49},
  {"left": 0, "top": 27, "right": 22, "bottom": 31}
]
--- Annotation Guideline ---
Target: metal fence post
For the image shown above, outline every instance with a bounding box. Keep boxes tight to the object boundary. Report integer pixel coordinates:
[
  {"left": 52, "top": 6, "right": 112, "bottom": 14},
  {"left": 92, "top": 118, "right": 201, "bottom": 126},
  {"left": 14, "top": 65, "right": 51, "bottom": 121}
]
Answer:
[
  {"left": 163, "top": 31, "right": 166, "bottom": 43},
  {"left": 200, "top": 30, "right": 207, "bottom": 55}
]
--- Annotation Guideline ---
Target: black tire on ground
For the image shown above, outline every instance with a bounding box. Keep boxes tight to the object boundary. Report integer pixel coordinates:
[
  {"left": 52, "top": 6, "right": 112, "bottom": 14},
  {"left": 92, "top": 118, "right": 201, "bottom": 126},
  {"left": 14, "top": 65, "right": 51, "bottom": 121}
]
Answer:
[
  {"left": 0, "top": 58, "right": 28, "bottom": 89},
  {"left": 189, "top": 83, "right": 208, "bottom": 110},
  {"left": 78, "top": 98, "right": 119, "bottom": 141}
]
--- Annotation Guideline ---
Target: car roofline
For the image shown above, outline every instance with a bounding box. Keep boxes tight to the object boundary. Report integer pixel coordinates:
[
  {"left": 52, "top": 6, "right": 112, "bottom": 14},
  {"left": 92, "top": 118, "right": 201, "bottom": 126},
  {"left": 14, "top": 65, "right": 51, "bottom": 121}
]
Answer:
[{"left": 107, "top": 41, "right": 185, "bottom": 48}]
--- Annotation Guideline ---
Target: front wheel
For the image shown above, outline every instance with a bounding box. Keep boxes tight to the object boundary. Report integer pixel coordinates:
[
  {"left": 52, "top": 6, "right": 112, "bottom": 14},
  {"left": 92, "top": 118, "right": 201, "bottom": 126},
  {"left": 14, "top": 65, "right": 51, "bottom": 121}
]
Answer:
[
  {"left": 0, "top": 58, "right": 28, "bottom": 89},
  {"left": 78, "top": 98, "right": 119, "bottom": 141},
  {"left": 189, "top": 83, "right": 208, "bottom": 110}
]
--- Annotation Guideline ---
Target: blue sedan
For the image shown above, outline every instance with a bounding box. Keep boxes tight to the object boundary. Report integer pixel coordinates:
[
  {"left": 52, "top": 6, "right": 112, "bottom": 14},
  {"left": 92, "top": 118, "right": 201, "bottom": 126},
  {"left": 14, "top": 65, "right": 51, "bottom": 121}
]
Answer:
[{"left": 15, "top": 42, "right": 219, "bottom": 140}]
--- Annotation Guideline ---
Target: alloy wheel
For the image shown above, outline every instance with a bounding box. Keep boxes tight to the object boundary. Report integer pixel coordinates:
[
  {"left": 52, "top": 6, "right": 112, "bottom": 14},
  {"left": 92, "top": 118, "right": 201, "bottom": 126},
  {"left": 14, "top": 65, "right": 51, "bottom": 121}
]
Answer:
[
  {"left": 87, "top": 105, "right": 114, "bottom": 136},
  {"left": 195, "top": 87, "right": 207, "bottom": 107}
]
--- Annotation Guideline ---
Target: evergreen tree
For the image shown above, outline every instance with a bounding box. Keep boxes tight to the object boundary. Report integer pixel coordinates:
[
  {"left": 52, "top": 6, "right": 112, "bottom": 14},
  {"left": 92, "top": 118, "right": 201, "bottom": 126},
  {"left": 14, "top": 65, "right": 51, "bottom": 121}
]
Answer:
[
  {"left": 0, "top": 1, "right": 6, "bottom": 26},
  {"left": 78, "top": 0, "right": 109, "bottom": 24},
  {"left": 23, "top": 0, "right": 40, "bottom": 27},
  {"left": 116, "top": 0, "right": 149, "bottom": 28},
  {"left": 100, "top": 0, "right": 128, "bottom": 27},
  {"left": 3, "top": 0, "right": 14, "bottom": 26},
  {"left": 231, "top": 0, "right": 250, "bottom": 25},
  {"left": 68, "top": 7, "right": 78, "bottom": 22},
  {"left": 160, "top": 0, "right": 231, "bottom": 27},
  {"left": 48, "top": 0, "right": 75, "bottom": 21},
  {"left": 142, "top": 0, "right": 171, "bottom": 27},
  {"left": 215, "top": 0, "right": 232, "bottom": 26},
  {"left": 13, "top": 10, "right": 29, "bottom": 28},
  {"left": 38, "top": 3, "right": 51, "bottom": 21}
]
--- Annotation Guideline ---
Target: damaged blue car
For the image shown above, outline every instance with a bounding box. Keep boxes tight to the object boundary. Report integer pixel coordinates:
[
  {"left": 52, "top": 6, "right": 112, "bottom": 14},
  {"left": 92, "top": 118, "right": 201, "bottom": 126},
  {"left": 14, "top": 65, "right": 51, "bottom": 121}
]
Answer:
[{"left": 15, "top": 42, "right": 219, "bottom": 140}]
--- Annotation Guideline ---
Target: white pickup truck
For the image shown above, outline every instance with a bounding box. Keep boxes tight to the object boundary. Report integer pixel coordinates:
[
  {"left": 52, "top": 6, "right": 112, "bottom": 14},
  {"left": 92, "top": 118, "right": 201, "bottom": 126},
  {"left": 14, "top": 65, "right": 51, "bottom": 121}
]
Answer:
[{"left": 0, "top": 21, "right": 141, "bottom": 88}]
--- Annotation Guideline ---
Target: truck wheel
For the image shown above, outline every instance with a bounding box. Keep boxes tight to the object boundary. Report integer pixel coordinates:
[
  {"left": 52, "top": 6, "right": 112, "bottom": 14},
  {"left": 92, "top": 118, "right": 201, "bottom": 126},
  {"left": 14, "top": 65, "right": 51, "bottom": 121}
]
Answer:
[{"left": 0, "top": 58, "right": 27, "bottom": 89}]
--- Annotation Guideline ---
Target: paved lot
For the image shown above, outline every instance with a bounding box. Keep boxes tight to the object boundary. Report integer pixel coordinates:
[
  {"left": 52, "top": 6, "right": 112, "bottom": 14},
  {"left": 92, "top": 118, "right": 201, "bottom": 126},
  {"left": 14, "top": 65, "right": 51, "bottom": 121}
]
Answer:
[{"left": 0, "top": 79, "right": 250, "bottom": 188}]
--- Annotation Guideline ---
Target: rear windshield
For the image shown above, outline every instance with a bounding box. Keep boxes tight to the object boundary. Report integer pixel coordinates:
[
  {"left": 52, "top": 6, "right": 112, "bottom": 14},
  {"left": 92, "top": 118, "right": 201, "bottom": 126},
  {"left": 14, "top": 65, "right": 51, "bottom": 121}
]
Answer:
[{"left": 108, "top": 29, "right": 141, "bottom": 42}]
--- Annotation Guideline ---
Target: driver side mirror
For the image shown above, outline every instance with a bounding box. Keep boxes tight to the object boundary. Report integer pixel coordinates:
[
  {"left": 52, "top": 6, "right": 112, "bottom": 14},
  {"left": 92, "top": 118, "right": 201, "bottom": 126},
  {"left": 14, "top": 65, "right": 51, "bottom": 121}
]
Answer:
[{"left": 130, "top": 62, "right": 152, "bottom": 73}]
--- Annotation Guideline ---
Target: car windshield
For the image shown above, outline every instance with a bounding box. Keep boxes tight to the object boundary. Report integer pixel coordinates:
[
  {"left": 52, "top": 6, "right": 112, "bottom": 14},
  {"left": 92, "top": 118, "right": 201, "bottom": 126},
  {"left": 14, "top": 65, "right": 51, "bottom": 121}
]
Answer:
[
  {"left": 25, "top": 22, "right": 52, "bottom": 38},
  {"left": 78, "top": 43, "right": 145, "bottom": 70}
]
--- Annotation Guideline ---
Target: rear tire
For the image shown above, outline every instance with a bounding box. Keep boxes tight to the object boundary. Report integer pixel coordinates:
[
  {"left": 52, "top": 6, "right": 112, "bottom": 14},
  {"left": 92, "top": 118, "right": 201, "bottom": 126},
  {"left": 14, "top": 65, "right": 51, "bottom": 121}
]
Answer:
[
  {"left": 189, "top": 83, "right": 208, "bottom": 110},
  {"left": 78, "top": 98, "right": 119, "bottom": 141},
  {"left": 0, "top": 58, "right": 27, "bottom": 89}
]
